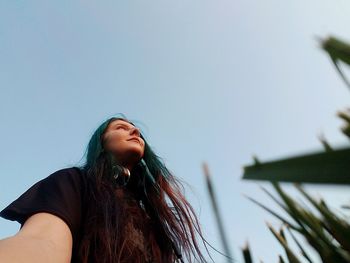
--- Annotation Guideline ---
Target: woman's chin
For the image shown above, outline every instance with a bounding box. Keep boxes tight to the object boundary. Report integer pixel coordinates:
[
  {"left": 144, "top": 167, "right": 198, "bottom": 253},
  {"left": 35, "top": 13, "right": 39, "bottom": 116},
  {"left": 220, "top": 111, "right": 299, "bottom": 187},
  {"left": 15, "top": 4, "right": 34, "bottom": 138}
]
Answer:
[{"left": 120, "top": 149, "right": 144, "bottom": 165}]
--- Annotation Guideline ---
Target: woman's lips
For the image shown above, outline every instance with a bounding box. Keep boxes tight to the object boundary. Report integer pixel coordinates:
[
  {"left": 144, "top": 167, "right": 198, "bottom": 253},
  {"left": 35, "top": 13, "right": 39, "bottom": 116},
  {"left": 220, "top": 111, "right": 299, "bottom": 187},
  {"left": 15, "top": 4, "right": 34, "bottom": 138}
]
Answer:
[{"left": 127, "top": 138, "right": 140, "bottom": 144}]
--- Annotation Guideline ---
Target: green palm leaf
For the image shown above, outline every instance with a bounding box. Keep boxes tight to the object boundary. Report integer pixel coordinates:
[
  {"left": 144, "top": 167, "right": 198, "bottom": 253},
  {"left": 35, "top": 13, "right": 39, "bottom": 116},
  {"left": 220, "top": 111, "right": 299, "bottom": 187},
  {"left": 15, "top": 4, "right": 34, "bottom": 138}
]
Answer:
[
  {"left": 243, "top": 147, "right": 350, "bottom": 185},
  {"left": 320, "top": 36, "right": 350, "bottom": 89}
]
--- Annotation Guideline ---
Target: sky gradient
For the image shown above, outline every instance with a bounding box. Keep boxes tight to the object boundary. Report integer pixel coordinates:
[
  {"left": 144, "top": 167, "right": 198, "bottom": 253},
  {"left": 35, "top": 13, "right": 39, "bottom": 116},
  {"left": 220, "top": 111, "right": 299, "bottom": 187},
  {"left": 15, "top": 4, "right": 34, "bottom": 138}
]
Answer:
[{"left": 1, "top": 1, "right": 350, "bottom": 262}]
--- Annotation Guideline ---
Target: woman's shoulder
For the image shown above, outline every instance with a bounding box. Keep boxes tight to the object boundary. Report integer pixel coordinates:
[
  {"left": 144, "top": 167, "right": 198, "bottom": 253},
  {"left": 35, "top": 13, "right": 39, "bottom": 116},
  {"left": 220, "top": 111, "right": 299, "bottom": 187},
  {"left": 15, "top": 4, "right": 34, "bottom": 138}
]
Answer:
[
  {"left": 49, "top": 166, "right": 85, "bottom": 177},
  {"left": 45, "top": 167, "right": 90, "bottom": 197},
  {"left": 46, "top": 166, "right": 88, "bottom": 185}
]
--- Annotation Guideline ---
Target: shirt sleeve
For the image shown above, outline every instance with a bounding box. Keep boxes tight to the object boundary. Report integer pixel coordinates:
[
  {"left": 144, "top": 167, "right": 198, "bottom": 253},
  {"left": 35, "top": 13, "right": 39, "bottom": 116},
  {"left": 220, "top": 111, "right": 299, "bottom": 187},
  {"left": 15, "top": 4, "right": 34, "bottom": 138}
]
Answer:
[{"left": 0, "top": 167, "right": 84, "bottom": 241}]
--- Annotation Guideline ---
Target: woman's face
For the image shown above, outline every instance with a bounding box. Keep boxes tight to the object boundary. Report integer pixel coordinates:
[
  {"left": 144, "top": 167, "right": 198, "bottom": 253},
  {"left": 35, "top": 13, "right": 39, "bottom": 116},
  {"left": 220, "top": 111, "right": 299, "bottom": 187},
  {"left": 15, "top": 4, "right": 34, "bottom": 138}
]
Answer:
[{"left": 102, "top": 119, "right": 145, "bottom": 168}]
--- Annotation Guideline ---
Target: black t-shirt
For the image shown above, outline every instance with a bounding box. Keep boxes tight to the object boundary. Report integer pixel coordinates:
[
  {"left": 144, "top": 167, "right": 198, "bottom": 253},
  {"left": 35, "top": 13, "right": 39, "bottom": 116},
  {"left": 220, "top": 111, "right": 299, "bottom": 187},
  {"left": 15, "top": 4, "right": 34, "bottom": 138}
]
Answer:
[
  {"left": 0, "top": 167, "right": 157, "bottom": 263},
  {"left": 0, "top": 167, "right": 87, "bottom": 261}
]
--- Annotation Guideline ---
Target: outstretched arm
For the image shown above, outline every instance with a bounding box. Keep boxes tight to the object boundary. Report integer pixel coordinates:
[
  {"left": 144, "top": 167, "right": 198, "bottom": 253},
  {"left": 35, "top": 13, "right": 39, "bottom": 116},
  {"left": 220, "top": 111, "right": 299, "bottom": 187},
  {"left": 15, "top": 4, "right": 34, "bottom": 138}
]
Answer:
[{"left": 0, "top": 212, "right": 73, "bottom": 263}]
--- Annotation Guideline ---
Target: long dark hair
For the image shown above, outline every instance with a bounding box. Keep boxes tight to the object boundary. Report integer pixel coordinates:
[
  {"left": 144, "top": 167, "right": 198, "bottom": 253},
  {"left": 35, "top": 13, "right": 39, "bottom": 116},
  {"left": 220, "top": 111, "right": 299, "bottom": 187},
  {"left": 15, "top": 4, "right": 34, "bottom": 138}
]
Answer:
[{"left": 77, "top": 116, "right": 209, "bottom": 263}]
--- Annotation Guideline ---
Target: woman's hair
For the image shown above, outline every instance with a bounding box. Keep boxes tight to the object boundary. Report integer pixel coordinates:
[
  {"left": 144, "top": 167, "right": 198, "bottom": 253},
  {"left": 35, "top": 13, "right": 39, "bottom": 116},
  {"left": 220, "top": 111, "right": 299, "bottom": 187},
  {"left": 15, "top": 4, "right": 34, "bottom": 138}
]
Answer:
[{"left": 77, "top": 115, "right": 209, "bottom": 263}]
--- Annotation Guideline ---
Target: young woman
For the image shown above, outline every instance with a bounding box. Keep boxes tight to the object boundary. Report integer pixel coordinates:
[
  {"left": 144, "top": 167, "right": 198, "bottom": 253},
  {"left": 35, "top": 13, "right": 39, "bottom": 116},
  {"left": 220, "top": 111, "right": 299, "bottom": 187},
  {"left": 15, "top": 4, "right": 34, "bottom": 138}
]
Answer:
[{"left": 0, "top": 116, "right": 209, "bottom": 263}]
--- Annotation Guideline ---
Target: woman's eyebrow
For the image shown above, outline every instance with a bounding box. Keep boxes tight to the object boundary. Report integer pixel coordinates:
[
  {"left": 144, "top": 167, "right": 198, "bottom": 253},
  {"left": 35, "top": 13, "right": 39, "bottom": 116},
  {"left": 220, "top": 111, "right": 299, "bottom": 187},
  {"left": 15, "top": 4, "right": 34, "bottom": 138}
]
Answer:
[{"left": 113, "top": 122, "right": 135, "bottom": 129}]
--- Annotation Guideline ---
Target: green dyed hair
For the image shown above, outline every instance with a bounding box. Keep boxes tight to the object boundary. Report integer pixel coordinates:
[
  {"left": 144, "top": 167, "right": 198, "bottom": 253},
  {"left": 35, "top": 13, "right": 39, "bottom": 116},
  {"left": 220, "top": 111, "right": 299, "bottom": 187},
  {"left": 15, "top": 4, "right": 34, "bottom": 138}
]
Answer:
[{"left": 84, "top": 115, "right": 127, "bottom": 169}]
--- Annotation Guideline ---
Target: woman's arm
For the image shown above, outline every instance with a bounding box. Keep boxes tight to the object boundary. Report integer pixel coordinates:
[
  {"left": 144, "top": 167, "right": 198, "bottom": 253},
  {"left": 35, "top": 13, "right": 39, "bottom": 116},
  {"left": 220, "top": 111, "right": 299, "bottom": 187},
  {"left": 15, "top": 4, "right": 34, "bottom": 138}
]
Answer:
[{"left": 0, "top": 212, "right": 73, "bottom": 263}]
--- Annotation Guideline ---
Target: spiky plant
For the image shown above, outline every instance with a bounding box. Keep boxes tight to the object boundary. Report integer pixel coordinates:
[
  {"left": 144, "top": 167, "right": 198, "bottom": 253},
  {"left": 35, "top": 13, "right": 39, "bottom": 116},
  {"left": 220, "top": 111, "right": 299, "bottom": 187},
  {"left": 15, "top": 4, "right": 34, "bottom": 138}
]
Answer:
[{"left": 240, "top": 35, "right": 350, "bottom": 263}]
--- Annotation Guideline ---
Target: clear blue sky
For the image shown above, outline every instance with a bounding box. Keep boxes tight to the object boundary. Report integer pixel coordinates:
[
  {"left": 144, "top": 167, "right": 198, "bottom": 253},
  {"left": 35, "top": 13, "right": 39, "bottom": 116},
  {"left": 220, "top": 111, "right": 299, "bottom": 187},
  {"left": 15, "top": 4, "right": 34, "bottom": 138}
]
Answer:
[{"left": 1, "top": 1, "right": 350, "bottom": 262}]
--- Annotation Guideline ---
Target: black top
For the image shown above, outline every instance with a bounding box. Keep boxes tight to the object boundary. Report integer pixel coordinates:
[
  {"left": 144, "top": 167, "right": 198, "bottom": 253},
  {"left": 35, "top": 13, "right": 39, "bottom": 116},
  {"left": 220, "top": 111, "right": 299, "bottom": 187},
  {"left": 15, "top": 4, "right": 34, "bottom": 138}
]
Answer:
[
  {"left": 0, "top": 167, "right": 157, "bottom": 263},
  {"left": 0, "top": 167, "right": 86, "bottom": 261}
]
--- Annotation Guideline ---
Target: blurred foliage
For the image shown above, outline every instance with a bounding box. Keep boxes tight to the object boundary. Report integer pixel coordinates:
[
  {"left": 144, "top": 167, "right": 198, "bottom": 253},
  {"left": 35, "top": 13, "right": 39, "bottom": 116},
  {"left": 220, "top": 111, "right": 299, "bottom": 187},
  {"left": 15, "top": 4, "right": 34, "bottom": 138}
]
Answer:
[
  {"left": 239, "top": 36, "right": 350, "bottom": 263},
  {"left": 321, "top": 36, "right": 350, "bottom": 89},
  {"left": 243, "top": 147, "right": 350, "bottom": 185},
  {"left": 244, "top": 183, "right": 350, "bottom": 263}
]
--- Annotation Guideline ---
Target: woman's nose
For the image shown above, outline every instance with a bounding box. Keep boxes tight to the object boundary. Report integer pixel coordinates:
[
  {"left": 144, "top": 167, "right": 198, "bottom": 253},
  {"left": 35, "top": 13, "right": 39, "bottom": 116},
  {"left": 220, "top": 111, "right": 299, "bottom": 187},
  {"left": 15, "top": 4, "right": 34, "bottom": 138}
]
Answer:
[{"left": 130, "top": 127, "right": 140, "bottom": 136}]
